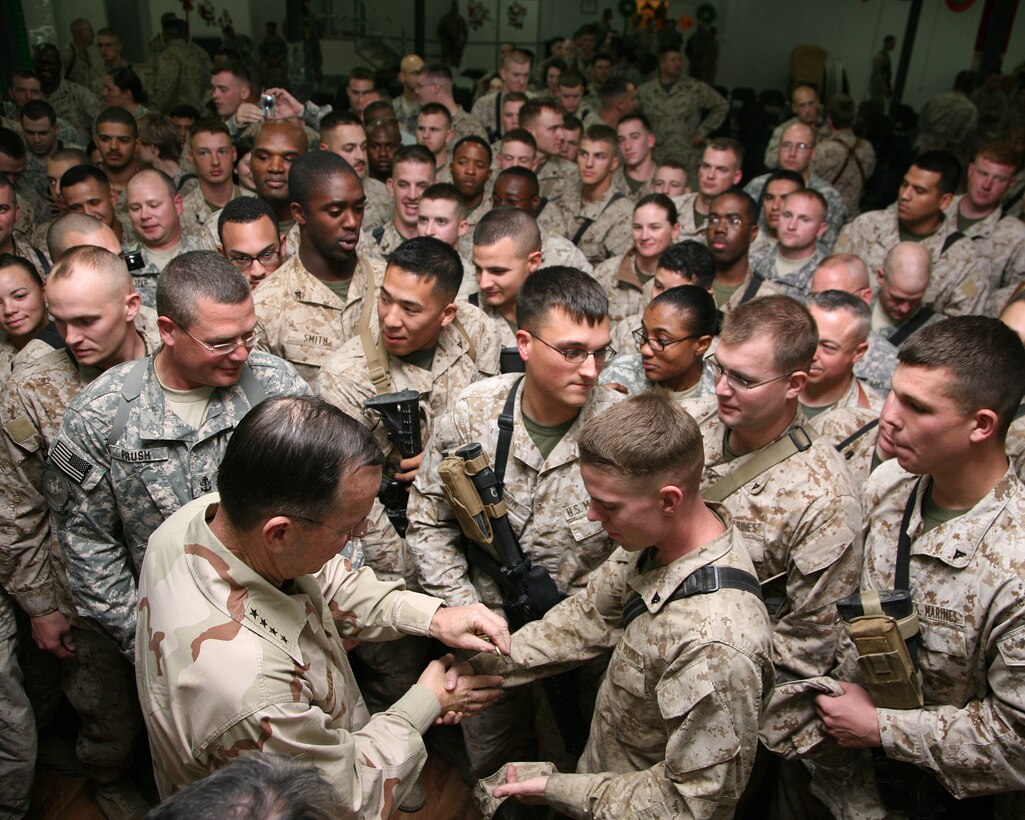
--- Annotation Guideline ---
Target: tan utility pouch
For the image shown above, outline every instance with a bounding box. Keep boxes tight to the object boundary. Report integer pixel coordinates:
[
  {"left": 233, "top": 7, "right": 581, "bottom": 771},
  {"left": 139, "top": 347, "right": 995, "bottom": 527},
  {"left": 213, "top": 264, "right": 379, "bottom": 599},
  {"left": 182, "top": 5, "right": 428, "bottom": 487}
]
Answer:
[
  {"left": 843, "top": 591, "right": 924, "bottom": 709},
  {"left": 438, "top": 450, "right": 501, "bottom": 547}
]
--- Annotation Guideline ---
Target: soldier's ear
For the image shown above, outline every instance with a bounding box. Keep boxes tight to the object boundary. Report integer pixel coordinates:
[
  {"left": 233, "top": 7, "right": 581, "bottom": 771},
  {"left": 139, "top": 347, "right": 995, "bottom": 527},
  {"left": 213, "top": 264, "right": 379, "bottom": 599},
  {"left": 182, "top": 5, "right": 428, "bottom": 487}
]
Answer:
[
  {"left": 290, "top": 201, "right": 305, "bottom": 226},
  {"left": 659, "top": 484, "right": 684, "bottom": 515}
]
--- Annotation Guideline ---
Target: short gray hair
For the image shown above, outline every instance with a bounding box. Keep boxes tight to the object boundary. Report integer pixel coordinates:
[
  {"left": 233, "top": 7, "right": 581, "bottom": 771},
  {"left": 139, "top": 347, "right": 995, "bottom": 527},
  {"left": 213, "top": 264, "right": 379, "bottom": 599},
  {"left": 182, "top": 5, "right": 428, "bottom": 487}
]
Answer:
[{"left": 156, "top": 251, "right": 251, "bottom": 329}]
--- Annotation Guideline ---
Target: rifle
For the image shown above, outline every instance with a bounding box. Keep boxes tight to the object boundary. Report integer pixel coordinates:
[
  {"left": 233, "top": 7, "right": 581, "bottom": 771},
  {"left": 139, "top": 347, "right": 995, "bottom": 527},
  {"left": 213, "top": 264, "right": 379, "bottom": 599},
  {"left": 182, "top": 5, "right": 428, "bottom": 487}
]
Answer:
[
  {"left": 439, "top": 441, "right": 588, "bottom": 757},
  {"left": 363, "top": 389, "right": 422, "bottom": 538}
]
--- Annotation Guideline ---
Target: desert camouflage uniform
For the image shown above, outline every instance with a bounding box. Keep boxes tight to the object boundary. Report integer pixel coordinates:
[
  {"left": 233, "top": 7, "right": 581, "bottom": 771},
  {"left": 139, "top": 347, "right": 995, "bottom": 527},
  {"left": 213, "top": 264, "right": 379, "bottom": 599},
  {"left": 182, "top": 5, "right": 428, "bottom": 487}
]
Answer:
[
  {"left": 811, "top": 131, "right": 877, "bottom": 217},
  {"left": 719, "top": 270, "right": 784, "bottom": 313},
  {"left": 536, "top": 156, "right": 580, "bottom": 211},
  {"left": 854, "top": 330, "right": 899, "bottom": 393},
  {"left": 563, "top": 186, "right": 634, "bottom": 265},
  {"left": 814, "top": 405, "right": 882, "bottom": 490},
  {"left": 745, "top": 173, "right": 848, "bottom": 254},
  {"left": 180, "top": 183, "right": 248, "bottom": 240},
  {"left": 0, "top": 330, "right": 56, "bottom": 390},
  {"left": 599, "top": 351, "right": 717, "bottom": 401},
  {"left": 125, "top": 233, "right": 205, "bottom": 308},
  {"left": 44, "top": 80, "right": 102, "bottom": 139},
  {"left": 471, "top": 508, "right": 773, "bottom": 819},
  {"left": 751, "top": 246, "right": 826, "bottom": 302},
  {"left": 536, "top": 198, "right": 570, "bottom": 237},
  {"left": 11, "top": 235, "right": 51, "bottom": 280},
  {"left": 636, "top": 77, "right": 728, "bottom": 175},
  {"left": 592, "top": 250, "right": 653, "bottom": 323},
  {"left": 763, "top": 118, "right": 832, "bottom": 170},
  {"left": 44, "top": 351, "right": 309, "bottom": 657},
  {"left": 610, "top": 166, "right": 654, "bottom": 202},
  {"left": 137, "top": 493, "right": 444, "bottom": 810},
  {"left": 200, "top": 207, "right": 298, "bottom": 258},
  {"left": 471, "top": 91, "right": 535, "bottom": 141},
  {"left": 314, "top": 303, "right": 498, "bottom": 710},
  {"left": 473, "top": 301, "right": 518, "bottom": 348},
  {"left": 363, "top": 176, "right": 393, "bottom": 232},
  {"left": 362, "top": 221, "right": 411, "bottom": 261},
  {"left": 62, "top": 43, "right": 97, "bottom": 90},
  {"left": 392, "top": 94, "right": 421, "bottom": 136},
  {"left": 253, "top": 253, "right": 386, "bottom": 385},
  {"left": 945, "top": 195, "right": 1025, "bottom": 314},
  {"left": 0, "top": 585, "right": 35, "bottom": 818},
  {"left": 671, "top": 192, "right": 711, "bottom": 244},
  {"left": 450, "top": 107, "right": 489, "bottom": 147},
  {"left": 151, "top": 39, "right": 212, "bottom": 112},
  {"left": 457, "top": 198, "right": 492, "bottom": 260},
  {"left": 407, "top": 375, "right": 624, "bottom": 776},
  {"left": 687, "top": 399, "right": 864, "bottom": 760},
  {"left": 835, "top": 205, "right": 990, "bottom": 317},
  {"left": 802, "top": 376, "right": 882, "bottom": 426},
  {"left": 540, "top": 231, "right": 593, "bottom": 273},
  {"left": 11, "top": 181, "right": 42, "bottom": 243},
  {"left": 821, "top": 462, "right": 1025, "bottom": 816},
  {"left": 914, "top": 92, "right": 979, "bottom": 158}
]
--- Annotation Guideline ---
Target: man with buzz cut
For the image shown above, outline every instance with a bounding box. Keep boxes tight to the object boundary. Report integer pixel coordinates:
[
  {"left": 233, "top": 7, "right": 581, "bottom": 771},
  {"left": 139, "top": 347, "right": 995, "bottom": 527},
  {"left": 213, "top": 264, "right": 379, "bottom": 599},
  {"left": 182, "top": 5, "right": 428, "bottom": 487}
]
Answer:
[
  {"left": 318, "top": 110, "right": 393, "bottom": 231},
  {"left": 252, "top": 150, "right": 385, "bottom": 385},
  {"left": 44, "top": 251, "right": 309, "bottom": 664},
  {"left": 679, "top": 294, "right": 863, "bottom": 811},
  {"left": 763, "top": 84, "right": 831, "bottom": 170},
  {"left": 567, "top": 123, "right": 634, "bottom": 264},
  {"left": 472, "top": 392, "right": 773, "bottom": 819},
  {"left": 472, "top": 49, "right": 534, "bottom": 142},
  {"left": 836, "top": 150, "right": 989, "bottom": 317},
  {"left": 0, "top": 244, "right": 161, "bottom": 818},
  {"left": 816, "top": 316, "right": 1025, "bottom": 820},
  {"left": 613, "top": 112, "right": 657, "bottom": 200},
  {"left": 416, "top": 102, "right": 455, "bottom": 180},
  {"left": 217, "top": 196, "right": 286, "bottom": 288},
  {"left": 407, "top": 267, "right": 625, "bottom": 779},
  {"left": 60, "top": 163, "right": 136, "bottom": 250},
  {"left": 416, "top": 182, "right": 477, "bottom": 299},
  {"left": 415, "top": 63, "right": 489, "bottom": 146},
  {"left": 672, "top": 137, "right": 744, "bottom": 243},
  {"left": 364, "top": 144, "right": 436, "bottom": 260},
  {"left": 750, "top": 188, "right": 828, "bottom": 301},
  {"left": 180, "top": 117, "right": 242, "bottom": 240},
  {"left": 314, "top": 236, "right": 499, "bottom": 717},
  {"left": 519, "top": 97, "right": 580, "bottom": 211}
]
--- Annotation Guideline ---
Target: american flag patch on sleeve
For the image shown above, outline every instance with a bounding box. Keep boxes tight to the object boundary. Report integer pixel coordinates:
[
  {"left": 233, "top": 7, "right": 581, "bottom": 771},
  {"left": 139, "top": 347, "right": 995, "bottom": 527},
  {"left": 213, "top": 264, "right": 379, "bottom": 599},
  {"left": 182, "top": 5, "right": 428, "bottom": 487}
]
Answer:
[{"left": 50, "top": 440, "right": 93, "bottom": 484}]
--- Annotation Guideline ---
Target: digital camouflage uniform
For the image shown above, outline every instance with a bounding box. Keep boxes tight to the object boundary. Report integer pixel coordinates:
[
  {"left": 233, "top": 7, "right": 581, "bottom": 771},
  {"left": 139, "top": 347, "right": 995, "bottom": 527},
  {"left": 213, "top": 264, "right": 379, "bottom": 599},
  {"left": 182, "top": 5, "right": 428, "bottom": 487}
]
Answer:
[
  {"left": 811, "top": 132, "right": 877, "bottom": 217},
  {"left": 151, "top": 39, "right": 212, "bottom": 112},
  {"left": 540, "top": 231, "right": 593, "bottom": 273},
  {"left": 671, "top": 192, "right": 711, "bottom": 244},
  {"left": 450, "top": 107, "right": 489, "bottom": 147},
  {"left": 636, "top": 77, "right": 728, "bottom": 175},
  {"left": 0, "top": 586, "right": 35, "bottom": 818},
  {"left": 821, "top": 462, "right": 1025, "bottom": 816},
  {"left": 751, "top": 246, "right": 826, "bottom": 302},
  {"left": 457, "top": 199, "right": 492, "bottom": 260},
  {"left": 610, "top": 165, "right": 654, "bottom": 203},
  {"left": 315, "top": 302, "right": 499, "bottom": 711},
  {"left": 744, "top": 173, "right": 848, "bottom": 254},
  {"left": 44, "top": 80, "right": 102, "bottom": 140},
  {"left": 593, "top": 250, "right": 651, "bottom": 324},
  {"left": 252, "top": 252, "right": 386, "bottom": 385},
  {"left": 718, "top": 270, "right": 784, "bottom": 314},
  {"left": 945, "top": 195, "right": 1025, "bottom": 314},
  {"left": 854, "top": 330, "right": 899, "bottom": 393},
  {"left": 536, "top": 156, "right": 580, "bottom": 212},
  {"left": 763, "top": 118, "right": 832, "bottom": 170},
  {"left": 562, "top": 186, "right": 634, "bottom": 266},
  {"left": 363, "top": 176, "right": 394, "bottom": 232},
  {"left": 914, "top": 92, "right": 979, "bottom": 157},
  {"left": 11, "top": 235, "right": 51, "bottom": 280},
  {"left": 835, "top": 205, "right": 990, "bottom": 317},
  {"left": 474, "top": 302, "right": 518, "bottom": 348},
  {"left": 684, "top": 398, "right": 864, "bottom": 760},
  {"left": 406, "top": 374, "right": 624, "bottom": 775},
  {"left": 1007, "top": 409, "right": 1025, "bottom": 484},
  {"left": 471, "top": 508, "right": 773, "bottom": 819},
  {"left": 536, "top": 199, "right": 570, "bottom": 238},
  {"left": 392, "top": 94, "right": 421, "bottom": 137},
  {"left": 363, "top": 221, "right": 411, "bottom": 261},
  {"left": 126, "top": 233, "right": 205, "bottom": 309},
  {"left": 63, "top": 43, "right": 97, "bottom": 90},
  {"left": 599, "top": 351, "right": 717, "bottom": 402},
  {"left": 137, "top": 493, "right": 445, "bottom": 811},
  {"left": 180, "top": 183, "right": 249, "bottom": 240},
  {"left": 44, "top": 351, "right": 309, "bottom": 658},
  {"left": 471, "top": 91, "right": 535, "bottom": 141},
  {"left": 199, "top": 205, "right": 298, "bottom": 258},
  {"left": 814, "top": 405, "right": 882, "bottom": 490}
]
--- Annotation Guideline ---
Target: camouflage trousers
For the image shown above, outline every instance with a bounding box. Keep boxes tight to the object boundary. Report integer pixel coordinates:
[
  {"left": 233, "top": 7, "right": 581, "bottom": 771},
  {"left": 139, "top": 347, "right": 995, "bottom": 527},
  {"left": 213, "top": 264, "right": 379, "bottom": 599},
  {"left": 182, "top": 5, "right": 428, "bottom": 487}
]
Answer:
[
  {"left": 21, "top": 621, "right": 140, "bottom": 784},
  {"left": 0, "top": 591, "right": 36, "bottom": 819}
]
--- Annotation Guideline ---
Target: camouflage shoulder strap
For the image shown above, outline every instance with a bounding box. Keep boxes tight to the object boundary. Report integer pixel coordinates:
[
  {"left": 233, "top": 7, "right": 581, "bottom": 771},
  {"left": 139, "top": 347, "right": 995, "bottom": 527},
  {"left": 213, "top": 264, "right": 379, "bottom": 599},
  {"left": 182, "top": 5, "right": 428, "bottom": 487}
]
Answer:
[
  {"left": 357, "top": 258, "right": 394, "bottom": 395},
  {"left": 704, "top": 425, "right": 815, "bottom": 503}
]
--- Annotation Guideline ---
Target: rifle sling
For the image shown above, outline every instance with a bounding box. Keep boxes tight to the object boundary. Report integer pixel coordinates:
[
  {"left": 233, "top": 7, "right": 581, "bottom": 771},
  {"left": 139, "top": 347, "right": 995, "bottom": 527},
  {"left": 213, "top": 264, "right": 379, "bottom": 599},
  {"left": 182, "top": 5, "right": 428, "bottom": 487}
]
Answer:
[
  {"left": 835, "top": 418, "right": 879, "bottom": 453},
  {"left": 894, "top": 477, "right": 923, "bottom": 592},
  {"left": 570, "top": 192, "right": 627, "bottom": 245},
  {"left": 494, "top": 376, "right": 524, "bottom": 488},
  {"left": 739, "top": 273, "right": 764, "bottom": 305},
  {"left": 704, "top": 424, "right": 815, "bottom": 503},
  {"left": 887, "top": 307, "right": 935, "bottom": 348},
  {"left": 357, "top": 259, "right": 395, "bottom": 395},
  {"left": 622, "top": 565, "right": 763, "bottom": 628}
]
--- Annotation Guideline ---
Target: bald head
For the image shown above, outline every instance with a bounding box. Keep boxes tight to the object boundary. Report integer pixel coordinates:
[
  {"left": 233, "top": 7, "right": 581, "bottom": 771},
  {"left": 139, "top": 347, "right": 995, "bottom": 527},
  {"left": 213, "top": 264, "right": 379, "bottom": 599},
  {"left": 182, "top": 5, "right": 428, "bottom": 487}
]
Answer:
[
  {"left": 48, "top": 244, "right": 132, "bottom": 297},
  {"left": 400, "top": 54, "right": 424, "bottom": 74},
  {"left": 47, "top": 212, "right": 122, "bottom": 259},
  {"left": 878, "top": 242, "right": 931, "bottom": 323},
  {"left": 811, "top": 253, "right": 871, "bottom": 302}
]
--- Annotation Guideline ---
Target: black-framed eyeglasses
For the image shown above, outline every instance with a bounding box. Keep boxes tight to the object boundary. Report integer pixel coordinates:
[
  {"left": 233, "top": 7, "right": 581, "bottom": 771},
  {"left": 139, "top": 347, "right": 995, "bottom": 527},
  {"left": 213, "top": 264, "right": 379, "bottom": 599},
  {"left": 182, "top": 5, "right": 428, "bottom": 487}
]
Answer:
[
  {"left": 529, "top": 332, "right": 616, "bottom": 364},
  {"left": 179, "top": 325, "right": 262, "bottom": 356},
  {"left": 632, "top": 328, "right": 701, "bottom": 352},
  {"left": 227, "top": 248, "right": 282, "bottom": 271},
  {"left": 294, "top": 515, "right": 370, "bottom": 539},
  {"left": 707, "top": 214, "right": 745, "bottom": 227},
  {"left": 705, "top": 356, "right": 793, "bottom": 391}
]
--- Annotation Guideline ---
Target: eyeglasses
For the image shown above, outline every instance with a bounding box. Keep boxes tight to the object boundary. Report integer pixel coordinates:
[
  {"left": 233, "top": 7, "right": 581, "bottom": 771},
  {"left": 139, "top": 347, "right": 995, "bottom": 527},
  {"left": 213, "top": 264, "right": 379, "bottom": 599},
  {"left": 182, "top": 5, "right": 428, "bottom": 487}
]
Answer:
[
  {"left": 180, "top": 325, "right": 262, "bottom": 356},
  {"left": 530, "top": 332, "right": 616, "bottom": 364},
  {"left": 707, "top": 214, "right": 745, "bottom": 227},
  {"left": 227, "top": 248, "right": 282, "bottom": 271},
  {"left": 632, "top": 328, "right": 701, "bottom": 352},
  {"left": 294, "top": 515, "right": 370, "bottom": 539},
  {"left": 780, "top": 141, "right": 812, "bottom": 152},
  {"left": 705, "top": 356, "right": 793, "bottom": 391}
]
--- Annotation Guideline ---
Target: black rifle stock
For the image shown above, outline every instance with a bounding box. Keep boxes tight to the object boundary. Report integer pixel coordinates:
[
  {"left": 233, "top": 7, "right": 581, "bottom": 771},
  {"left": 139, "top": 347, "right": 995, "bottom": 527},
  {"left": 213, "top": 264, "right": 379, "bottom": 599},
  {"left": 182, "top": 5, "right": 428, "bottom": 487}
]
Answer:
[{"left": 363, "top": 389, "right": 422, "bottom": 537}]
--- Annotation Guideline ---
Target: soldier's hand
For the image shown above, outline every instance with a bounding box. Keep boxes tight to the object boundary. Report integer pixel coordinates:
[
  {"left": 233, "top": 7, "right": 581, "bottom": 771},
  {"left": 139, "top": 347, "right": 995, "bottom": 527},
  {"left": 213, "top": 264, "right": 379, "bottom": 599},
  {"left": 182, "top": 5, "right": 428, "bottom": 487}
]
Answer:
[
  {"left": 605, "top": 382, "right": 629, "bottom": 394},
  {"left": 428, "top": 603, "right": 512, "bottom": 655},
  {"left": 236, "top": 102, "right": 264, "bottom": 125},
  {"left": 394, "top": 451, "right": 424, "bottom": 484},
  {"left": 418, "top": 654, "right": 503, "bottom": 723},
  {"left": 31, "top": 611, "right": 75, "bottom": 658},
  {"left": 814, "top": 681, "right": 882, "bottom": 748},
  {"left": 265, "top": 88, "right": 304, "bottom": 119},
  {"left": 492, "top": 764, "right": 549, "bottom": 804}
]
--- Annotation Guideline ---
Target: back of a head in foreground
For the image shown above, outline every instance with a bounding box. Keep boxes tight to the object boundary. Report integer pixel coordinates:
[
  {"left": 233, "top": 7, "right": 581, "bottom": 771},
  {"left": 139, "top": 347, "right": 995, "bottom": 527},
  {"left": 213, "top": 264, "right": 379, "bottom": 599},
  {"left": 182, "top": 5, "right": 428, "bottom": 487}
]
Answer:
[
  {"left": 719, "top": 294, "right": 818, "bottom": 374},
  {"left": 216, "top": 396, "right": 383, "bottom": 533},
  {"left": 658, "top": 241, "right": 715, "bottom": 290},
  {"left": 48, "top": 244, "right": 131, "bottom": 294},
  {"left": 473, "top": 206, "right": 541, "bottom": 255},
  {"left": 515, "top": 265, "right": 608, "bottom": 333},
  {"left": 47, "top": 212, "right": 121, "bottom": 259},
  {"left": 145, "top": 754, "right": 339, "bottom": 820},
  {"left": 899, "top": 316, "right": 1025, "bottom": 440},
  {"left": 579, "top": 392, "right": 704, "bottom": 491},
  {"left": 156, "top": 251, "right": 251, "bottom": 329}
]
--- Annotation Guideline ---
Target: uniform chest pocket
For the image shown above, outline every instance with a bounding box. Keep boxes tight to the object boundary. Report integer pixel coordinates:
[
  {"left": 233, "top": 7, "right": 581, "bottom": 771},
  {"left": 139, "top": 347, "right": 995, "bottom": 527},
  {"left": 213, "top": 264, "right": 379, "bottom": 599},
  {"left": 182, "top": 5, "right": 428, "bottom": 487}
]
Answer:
[
  {"left": 919, "top": 618, "right": 968, "bottom": 659},
  {"left": 282, "top": 331, "right": 337, "bottom": 368},
  {"left": 606, "top": 639, "right": 648, "bottom": 698},
  {"left": 565, "top": 500, "right": 604, "bottom": 542}
]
